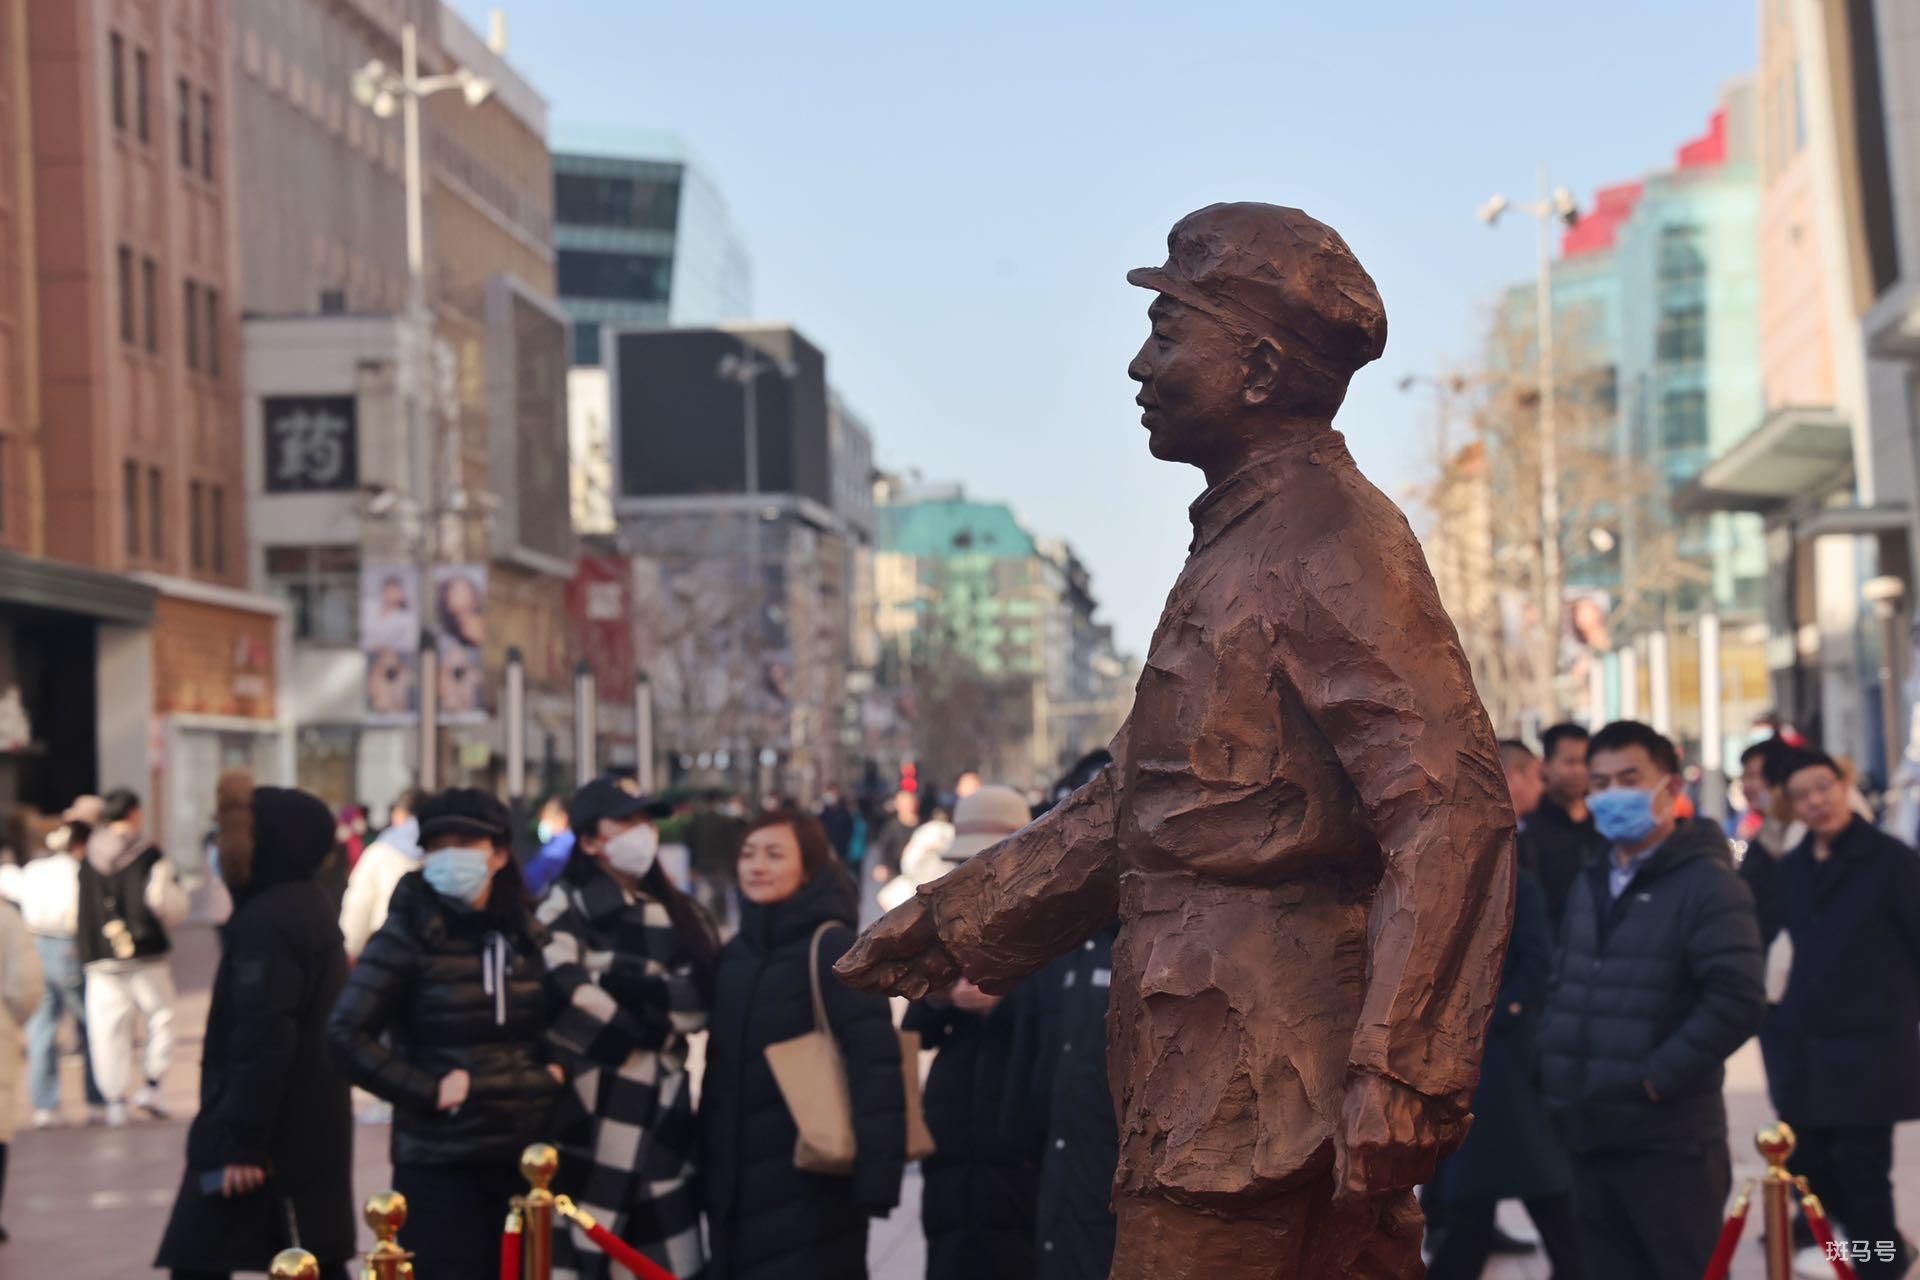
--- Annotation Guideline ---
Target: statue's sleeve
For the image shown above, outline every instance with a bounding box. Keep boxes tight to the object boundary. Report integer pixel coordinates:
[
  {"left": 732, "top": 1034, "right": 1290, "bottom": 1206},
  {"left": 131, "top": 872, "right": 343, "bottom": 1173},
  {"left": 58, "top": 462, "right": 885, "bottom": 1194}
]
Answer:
[
  {"left": 917, "top": 762, "right": 1122, "bottom": 987},
  {"left": 1280, "top": 526, "right": 1516, "bottom": 1111}
]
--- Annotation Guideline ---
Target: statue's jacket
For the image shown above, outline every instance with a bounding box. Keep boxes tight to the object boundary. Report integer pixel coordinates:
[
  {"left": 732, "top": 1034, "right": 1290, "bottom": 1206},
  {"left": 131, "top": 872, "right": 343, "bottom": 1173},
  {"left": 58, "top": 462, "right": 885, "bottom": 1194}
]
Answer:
[{"left": 917, "top": 428, "right": 1517, "bottom": 1208}]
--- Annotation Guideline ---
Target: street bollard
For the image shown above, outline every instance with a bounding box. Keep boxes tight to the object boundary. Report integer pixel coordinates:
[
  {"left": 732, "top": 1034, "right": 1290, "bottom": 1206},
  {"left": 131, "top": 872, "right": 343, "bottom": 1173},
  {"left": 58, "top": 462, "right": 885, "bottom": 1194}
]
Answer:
[
  {"left": 1757, "top": 1123, "right": 1797, "bottom": 1280},
  {"left": 270, "top": 1249, "right": 321, "bottom": 1280},
  {"left": 363, "top": 1191, "right": 416, "bottom": 1280},
  {"left": 520, "top": 1142, "right": 561, "bottom": 1280}
]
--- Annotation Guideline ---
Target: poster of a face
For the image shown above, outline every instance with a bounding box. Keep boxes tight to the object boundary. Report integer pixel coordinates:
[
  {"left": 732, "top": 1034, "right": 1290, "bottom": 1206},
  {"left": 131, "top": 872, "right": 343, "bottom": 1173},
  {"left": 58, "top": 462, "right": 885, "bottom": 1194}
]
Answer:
[
  {"left": 361, "top": 562, "right": 421, "bottom": 653},
  {"left": 433, "top": 565, "right": 488, "bottom": 723}
]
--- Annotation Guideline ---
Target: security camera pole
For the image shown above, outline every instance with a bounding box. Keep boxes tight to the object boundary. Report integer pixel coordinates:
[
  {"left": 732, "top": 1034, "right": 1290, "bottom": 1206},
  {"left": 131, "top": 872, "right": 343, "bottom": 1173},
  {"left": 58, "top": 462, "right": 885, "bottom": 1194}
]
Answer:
[
  {"left": 1480, "top": 168, "right": 1579, "bottom": 734},
  {"left": 352, "top": 26, "right": 493, "bottom": 789}
]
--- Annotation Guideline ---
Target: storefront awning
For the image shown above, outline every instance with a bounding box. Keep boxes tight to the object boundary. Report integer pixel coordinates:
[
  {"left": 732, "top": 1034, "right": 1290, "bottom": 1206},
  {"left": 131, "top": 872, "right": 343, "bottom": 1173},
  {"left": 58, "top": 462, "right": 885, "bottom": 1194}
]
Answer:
[
  {"left": 0, "top": 550, "right": 155, "bottom": 626},
  {"left": 1672, "top": 407, "right": 1853, "bottom": 515}
]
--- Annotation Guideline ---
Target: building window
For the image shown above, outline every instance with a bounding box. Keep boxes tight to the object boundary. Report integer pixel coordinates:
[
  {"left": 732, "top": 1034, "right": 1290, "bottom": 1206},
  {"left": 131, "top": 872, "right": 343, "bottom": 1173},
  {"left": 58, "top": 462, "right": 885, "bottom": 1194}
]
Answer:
[
  {"left": 204, "top": 287, "right": 220, "bottom": 377},
  {"left": 211, "top": 485, "right": 226, "bottom": 574},
  {"left": 1661, "top": 389, "right": 1708, "bottom": 450},
  {"left": 117, "top": 246, "right": 134, "bottom": 343},
  {"left": 122, "top": 461, "right": 139, "bottom": 557},
  {"left": 177, "top": 77, "right": 191, "bottom": 168},
  {"left": 141, "top": 256, "right": 157, "bottom": 352},
  {"left": 189, "top": 480, "right": 204, "bottom": 570},
  {"left": 556, "top": 248, "right": 673, "bottom": 303},
  {"left": 1657, "top": 225, "right": 1706, "bottom": 286},
  {"left": 184, "top": 280, "right": 199, "bottom": 369},
  {"left": 571, "top": 321, "right": 602, "bottom": 365},
  {"left": 554, "top": 171, "right": 681, "bottom": 231},
  {"left": 147, "top": 465, "right": 162, "bottom": 558},
  {"left": 110, "top": 33, "right": 125, "bottom": 131},
  {"left": 265, "top": 546, "right": 359, "bottom": 645},
  {"left": 199, "top": 90, "right": 213, "bottom": 181},
  {"left": 134, "top": 47, "right": 149, "bottom": 143},
  {"left": 1656, "top": 306, "right": 1706, "bottom": 362}
]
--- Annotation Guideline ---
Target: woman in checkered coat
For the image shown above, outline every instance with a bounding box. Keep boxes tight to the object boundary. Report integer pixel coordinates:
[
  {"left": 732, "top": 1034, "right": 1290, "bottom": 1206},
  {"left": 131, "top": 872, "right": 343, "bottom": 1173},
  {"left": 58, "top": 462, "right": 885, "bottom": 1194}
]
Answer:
[{"left": 539, "top": 781, "right": 721, "bottom": 1280}]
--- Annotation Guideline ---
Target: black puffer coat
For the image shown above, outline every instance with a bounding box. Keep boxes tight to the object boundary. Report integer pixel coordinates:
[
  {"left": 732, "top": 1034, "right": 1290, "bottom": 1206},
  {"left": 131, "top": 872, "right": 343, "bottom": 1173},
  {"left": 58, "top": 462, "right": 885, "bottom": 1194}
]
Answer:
[
  {"left": 1539, "top": 819, "right": 1765, "bottom": 1154},
  {"left": 904, "top": 990, "right": 1037, "bottom": 1280},
  {"left": 702, "top": 864, "right": 904, "bottom": 1280},
  {"left": 1002, "top": 925, "right": 1120, "bottom": 1280},
  {"left": 155, "top": 786, "right": 355, "bottom": 1270},
  {"left": 1754, "top": 817, "right": 1920, "bottom": 1127},
  {"left": 328, "top": 869, "right": 563, "bottom": 1166}
]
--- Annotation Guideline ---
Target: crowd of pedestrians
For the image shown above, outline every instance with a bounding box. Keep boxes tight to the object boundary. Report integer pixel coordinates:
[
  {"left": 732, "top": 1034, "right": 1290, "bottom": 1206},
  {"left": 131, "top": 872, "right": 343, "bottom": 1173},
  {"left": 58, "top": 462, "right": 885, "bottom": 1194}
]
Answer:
[{"left": 0, "top": 714, "right": 1912, "bottom": 1278}]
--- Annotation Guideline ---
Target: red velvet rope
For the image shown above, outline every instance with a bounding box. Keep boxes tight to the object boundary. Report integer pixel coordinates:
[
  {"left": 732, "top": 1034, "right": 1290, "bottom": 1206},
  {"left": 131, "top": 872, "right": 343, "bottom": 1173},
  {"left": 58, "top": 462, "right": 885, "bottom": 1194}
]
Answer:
[
  {"left": 1701, "top": 1195, "right": 1748, "bottom": 1280},
  {"left": 500, "top": 1214, "right": 522, "bottom": 1280},
  {"left": 577, "top": 1217, "right": 679, "bottom": 1280},
  {"left": 1802, "top": 1195, "right": 1860, "bottom": 1280}
]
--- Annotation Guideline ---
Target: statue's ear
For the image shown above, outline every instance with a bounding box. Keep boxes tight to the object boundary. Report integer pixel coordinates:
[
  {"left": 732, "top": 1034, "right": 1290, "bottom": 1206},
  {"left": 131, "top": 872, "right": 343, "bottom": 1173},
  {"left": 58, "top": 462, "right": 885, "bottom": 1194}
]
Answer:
[{"left": 1242, "top": 338, "right": 1285, "bottom": 406}]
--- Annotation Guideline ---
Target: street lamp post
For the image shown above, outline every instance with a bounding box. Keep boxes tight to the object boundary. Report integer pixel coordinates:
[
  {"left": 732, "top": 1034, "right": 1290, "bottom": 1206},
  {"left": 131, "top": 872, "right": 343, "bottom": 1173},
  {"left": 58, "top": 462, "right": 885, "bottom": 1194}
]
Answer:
[
  {"left": 352, "top": 26, "right": 493, "bottom": 790},
  {"left": 1479, "top": 171, "right": 1579, "bottom": 729},
  {"left": 715, "top": 344, "right": 794, "bottom": 796}
]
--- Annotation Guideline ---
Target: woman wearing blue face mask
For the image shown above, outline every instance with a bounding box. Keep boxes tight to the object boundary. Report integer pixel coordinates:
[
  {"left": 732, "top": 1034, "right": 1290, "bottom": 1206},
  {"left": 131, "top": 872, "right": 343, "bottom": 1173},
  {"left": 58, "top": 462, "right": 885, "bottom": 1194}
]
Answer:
[{"left": 327, "top": 788, "right": 565, "bottom": 1278}]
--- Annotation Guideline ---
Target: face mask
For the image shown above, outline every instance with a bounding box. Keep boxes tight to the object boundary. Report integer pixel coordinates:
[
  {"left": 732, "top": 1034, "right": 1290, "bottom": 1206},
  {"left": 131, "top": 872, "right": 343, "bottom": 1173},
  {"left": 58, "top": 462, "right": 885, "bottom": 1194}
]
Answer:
[
  {"left": 604, "top": 823, "right": 659, "bottom": 878},
  {"left": 1591, "top": 788, "right": 1661, "bottom": 846},
  {"left": 537, "top": 821, "right": 556, "bottom": 844},
  {"left": 423, "top": 846, "right": 494, "bottom": 905}
]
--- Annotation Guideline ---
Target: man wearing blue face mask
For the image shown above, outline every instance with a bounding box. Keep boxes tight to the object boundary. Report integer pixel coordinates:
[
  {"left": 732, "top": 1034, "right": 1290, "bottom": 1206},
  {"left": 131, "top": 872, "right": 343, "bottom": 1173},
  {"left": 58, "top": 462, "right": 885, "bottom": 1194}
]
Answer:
[{"left": 1537, "top": 720, "right": 1765, "bottom": 1280}]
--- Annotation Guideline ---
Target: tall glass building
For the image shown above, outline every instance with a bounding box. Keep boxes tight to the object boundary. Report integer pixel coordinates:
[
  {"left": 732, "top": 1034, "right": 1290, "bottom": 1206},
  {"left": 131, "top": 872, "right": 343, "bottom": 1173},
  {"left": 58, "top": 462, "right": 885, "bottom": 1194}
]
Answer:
[{"left": 552, "top": 129, "right": 753, "bottom": 364}]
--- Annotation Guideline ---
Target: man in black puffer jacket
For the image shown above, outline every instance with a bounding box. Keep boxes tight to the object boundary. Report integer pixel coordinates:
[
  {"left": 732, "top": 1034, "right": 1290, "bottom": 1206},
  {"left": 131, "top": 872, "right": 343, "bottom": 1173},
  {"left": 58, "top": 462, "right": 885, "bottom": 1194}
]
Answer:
[
  {"left": 328, "top": 789, "right": 564, "bottom": 1278},
  {"left": 1538, "top": 721, "right": 1764, "bottom": 1280}
]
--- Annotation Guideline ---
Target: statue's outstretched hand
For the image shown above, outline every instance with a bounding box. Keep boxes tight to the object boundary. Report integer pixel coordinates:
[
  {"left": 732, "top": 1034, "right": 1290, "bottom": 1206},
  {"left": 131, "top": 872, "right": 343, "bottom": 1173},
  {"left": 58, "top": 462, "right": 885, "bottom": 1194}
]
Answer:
[
  {"left": 1333, "top": 1071, "right": 1471, "bottom": 1202},
  {"left": 832, "top": 896, "right": 962, "bottom": 999}
]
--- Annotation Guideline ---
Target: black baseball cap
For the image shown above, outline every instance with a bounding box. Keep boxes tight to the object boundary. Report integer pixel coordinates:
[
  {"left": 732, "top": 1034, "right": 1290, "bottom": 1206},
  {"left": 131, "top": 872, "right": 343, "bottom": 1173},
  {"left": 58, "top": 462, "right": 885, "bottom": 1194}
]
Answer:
[
  {"left": 417, "top": 788, "right": 512, "bottom": 844},
  {"left": 568, "top": 778, "right": 671, "bottom": 835}
]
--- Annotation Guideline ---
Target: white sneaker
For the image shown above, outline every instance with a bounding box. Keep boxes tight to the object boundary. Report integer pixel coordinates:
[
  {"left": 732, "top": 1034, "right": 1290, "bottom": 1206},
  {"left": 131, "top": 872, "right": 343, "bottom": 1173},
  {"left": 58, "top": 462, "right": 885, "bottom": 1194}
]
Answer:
[
  {"left": 31, "top": 1109, "right": 56, "bottom": 1130},
  {"left": 104, "top": 1102, "right": 128, "bottom": 1128},
  {"left": 132, "top": 1085, "right": 169, "bottom": 1119}
]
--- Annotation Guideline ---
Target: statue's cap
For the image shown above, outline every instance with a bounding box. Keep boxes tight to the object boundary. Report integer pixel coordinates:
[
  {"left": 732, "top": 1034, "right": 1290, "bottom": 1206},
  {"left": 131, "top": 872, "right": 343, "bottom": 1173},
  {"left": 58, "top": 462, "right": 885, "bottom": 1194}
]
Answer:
[{"left": 1127, "top": 202, "right": 1388, "bottom": 381}]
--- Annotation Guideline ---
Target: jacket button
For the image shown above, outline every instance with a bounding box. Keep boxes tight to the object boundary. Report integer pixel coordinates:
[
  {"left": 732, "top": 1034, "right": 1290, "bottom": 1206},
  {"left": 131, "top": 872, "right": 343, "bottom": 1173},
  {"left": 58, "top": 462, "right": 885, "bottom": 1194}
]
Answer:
[
  {"left": 1591, "top": 961, "right": 1601, "bottom": 972},
  {"left": 1062, "top": 1042, "right": 1072, "bottom": 1053},
  {"left": 1045, "top": 1241, "right": 1056, "bottom": 1253},
  {"left": 1055, "top": 1138, "right": 1066, "bottom": 1150}
]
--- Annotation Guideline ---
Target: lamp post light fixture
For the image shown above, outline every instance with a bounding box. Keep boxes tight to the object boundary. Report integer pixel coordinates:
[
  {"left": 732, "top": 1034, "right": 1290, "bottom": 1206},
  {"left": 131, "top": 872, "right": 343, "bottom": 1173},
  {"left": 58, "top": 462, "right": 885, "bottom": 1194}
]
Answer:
[
  {"left": 350, "top": 23, "right": 493, "bottom": 793},
  {"left": 504, "top": 646, "right": 527, "bottom": 803},
  {"left": 633, "top": 671, "right": 655, "bottom": 795},
  {"left": 1479, "top": 171, "right": 1580, "bottom": 726},
  {"left": 573, "top": 661, "right": 598, "bottom": 787},
  {"left": 1867, "top": 575, "right": 1908, "bottom": 768}
]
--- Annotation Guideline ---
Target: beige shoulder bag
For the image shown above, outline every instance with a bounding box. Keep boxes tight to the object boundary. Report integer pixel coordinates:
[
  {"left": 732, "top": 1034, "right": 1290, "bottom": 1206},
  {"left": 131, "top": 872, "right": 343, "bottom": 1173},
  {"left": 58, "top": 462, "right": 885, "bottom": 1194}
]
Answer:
[{"left": 764, "top": 920, "right": 936, "bottom": 1174}]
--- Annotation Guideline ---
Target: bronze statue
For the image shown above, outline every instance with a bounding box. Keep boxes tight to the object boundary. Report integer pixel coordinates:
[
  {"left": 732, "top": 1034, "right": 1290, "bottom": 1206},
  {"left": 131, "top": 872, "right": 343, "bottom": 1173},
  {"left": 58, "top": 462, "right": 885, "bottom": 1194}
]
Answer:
[{"left": 837, "top": 202, "right": 1516, "bottom": 1277}]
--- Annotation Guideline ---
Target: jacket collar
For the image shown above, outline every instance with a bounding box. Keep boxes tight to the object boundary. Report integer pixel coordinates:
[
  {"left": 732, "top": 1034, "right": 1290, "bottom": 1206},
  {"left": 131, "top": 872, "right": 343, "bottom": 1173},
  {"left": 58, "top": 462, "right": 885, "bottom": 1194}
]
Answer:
[{"left": 1187, "top": 429, "right": 1349, "bottom": 553}]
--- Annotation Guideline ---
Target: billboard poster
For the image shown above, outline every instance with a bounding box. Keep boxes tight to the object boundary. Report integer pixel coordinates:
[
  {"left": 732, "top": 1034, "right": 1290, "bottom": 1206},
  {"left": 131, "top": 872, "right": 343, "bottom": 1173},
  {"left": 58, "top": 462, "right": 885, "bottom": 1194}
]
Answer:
[
  {"left": 432, "top": 563, "right": 489, "bottom": 723},
  {"left": 361, "top": 562, "right": 420, "bottom": 723}
]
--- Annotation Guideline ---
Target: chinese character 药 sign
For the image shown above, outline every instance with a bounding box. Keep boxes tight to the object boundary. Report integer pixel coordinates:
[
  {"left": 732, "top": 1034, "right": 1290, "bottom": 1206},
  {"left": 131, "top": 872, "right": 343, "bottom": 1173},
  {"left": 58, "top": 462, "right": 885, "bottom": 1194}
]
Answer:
[{"left": 263, "top": 395, "right": 358, "bottom": 492}]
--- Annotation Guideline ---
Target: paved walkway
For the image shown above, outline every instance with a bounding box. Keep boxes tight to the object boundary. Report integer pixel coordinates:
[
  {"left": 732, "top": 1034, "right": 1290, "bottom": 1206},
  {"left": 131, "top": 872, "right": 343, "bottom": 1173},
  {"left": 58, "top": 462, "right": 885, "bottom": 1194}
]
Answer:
[{"left": 5, "top": 924, "right": 1913, "bottom": 1277}]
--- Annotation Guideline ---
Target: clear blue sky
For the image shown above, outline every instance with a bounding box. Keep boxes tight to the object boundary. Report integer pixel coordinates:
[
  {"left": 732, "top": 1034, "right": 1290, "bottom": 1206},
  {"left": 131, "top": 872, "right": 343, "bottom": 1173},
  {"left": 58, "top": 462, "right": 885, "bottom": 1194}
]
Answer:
[{"left": 457, "top": 0, "right": 1755, "bottom": 656}]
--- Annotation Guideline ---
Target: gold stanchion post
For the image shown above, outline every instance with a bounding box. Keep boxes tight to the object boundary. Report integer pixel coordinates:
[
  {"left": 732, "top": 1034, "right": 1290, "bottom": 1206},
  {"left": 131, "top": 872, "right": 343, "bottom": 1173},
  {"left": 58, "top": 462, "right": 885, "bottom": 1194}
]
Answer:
[
  {"left": 521, "top": 1143, "right": 561, "bottom": 1280},
  {"left": 1757, "top": 1122, "right": 1798, "bottom": 1280},
  {"left": 271, "top": 1249, "right": 321, "bottom": 1280},
  {"left": 363, "top": 1191, "right": 415, "bottom": 1280}
]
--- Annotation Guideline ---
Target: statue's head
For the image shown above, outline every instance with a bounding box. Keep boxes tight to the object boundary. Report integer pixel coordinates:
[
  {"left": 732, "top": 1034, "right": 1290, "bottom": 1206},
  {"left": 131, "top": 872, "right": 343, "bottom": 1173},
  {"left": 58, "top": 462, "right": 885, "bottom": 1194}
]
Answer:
[{"left": 1127, "top": 203, "right": 1387, "bottom": 471}]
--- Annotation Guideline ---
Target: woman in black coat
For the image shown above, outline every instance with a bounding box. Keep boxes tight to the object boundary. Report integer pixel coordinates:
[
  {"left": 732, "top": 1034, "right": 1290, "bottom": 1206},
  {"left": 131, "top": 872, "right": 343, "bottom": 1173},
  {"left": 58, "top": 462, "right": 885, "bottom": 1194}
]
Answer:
[
  {"left": 155, "top": 773, "right": 355, "bottom": 1279},
  {"left": 1759, "top": 750, "right": 1920, "bottom": 1278},
  {"left": 903, "top": 988, "right": 1037, "bottom": 1280},
  {"left": 703, "top": 810, "right": 905, "bottom": 1280},
  {"left": 327, "top": 789, "right": 564, "bottom": 1279}
]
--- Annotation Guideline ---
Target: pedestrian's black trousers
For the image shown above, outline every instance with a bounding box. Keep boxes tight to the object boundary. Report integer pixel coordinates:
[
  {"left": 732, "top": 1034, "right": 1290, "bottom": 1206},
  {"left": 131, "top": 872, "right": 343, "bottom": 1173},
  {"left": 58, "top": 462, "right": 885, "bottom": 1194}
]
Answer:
[
  {"left": 1792, "top": 1124, "right": 1904, "bottom": 1279},
  {"left": 392, "top": 1159, "right": 524, "bottom": 1280},
  {"left": 1569, "top": 1144, "right": 1731, "bottom": 1280},
  {"left": 1426, "top": 1194, "right": 1586, "bottom": 1280}
]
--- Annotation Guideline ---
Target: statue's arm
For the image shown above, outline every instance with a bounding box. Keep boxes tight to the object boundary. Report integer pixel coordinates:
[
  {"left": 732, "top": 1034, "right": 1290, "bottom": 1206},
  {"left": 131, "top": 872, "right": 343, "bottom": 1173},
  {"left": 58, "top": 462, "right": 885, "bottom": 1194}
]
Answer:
[
  {"left": 836, "top": 760, "right": 1123, "bottom": 997},
  {"left": 922, "top": 762, "right": 1123, "bottom": 988},
  {"left": 1282, "top": 534, "right": 1516, "bottom": 1113}
]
